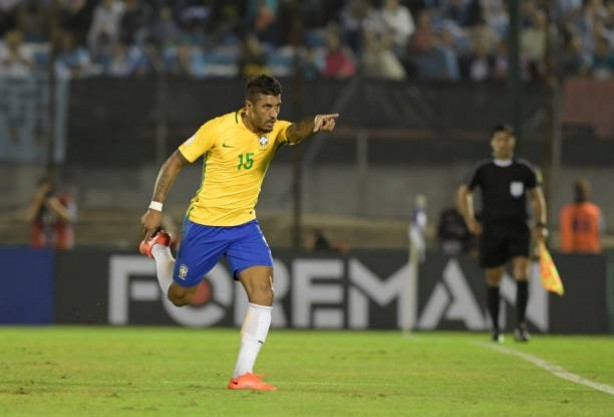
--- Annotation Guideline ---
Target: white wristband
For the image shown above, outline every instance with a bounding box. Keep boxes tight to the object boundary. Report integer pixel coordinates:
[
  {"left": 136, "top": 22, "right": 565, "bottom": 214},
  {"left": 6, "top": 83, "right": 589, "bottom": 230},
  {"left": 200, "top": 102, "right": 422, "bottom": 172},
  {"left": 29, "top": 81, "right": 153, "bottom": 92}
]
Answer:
[{"left": 149, "top": 201, "right": 163, "bottom": 212}]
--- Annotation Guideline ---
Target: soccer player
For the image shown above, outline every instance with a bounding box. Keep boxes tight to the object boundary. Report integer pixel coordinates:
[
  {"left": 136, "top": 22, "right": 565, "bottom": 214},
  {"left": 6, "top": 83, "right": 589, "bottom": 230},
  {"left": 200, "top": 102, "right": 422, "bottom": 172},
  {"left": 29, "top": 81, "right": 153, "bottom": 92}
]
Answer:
[
  {"left": 139, "top": 74, "right": 339, "bottom": 391},
  {"left": 457, "top": 124, "right": 547, "bottom": 343}
]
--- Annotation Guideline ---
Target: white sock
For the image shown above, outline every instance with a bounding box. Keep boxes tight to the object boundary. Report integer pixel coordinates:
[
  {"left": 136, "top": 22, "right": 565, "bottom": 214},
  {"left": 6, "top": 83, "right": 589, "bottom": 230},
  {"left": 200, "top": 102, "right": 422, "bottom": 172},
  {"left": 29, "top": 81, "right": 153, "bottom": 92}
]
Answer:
[
  {"left": 151, "top": 244, "right": 174, "bottom": 296},
  {"left": 232, "top": 303, "right": 272, "bottom": 378}
]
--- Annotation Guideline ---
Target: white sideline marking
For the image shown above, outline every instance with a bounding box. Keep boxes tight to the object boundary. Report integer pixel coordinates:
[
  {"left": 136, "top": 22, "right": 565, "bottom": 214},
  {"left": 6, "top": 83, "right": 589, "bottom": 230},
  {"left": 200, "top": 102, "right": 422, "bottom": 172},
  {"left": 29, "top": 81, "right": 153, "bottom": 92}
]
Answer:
[{"left": 478, "top": 342, "right": 614, "bottom": 397}]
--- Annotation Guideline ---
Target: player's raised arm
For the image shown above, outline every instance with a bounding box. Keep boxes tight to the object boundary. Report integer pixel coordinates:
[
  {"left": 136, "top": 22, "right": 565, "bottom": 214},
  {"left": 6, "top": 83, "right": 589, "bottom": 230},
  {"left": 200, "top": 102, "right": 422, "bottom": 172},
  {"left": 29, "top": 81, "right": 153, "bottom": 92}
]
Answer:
[
  {"left": 286, "top": 113, "right": 339, "bottom": 144},
  {"left": 140, "top": 150, "right": 190, "bottom": 239}
]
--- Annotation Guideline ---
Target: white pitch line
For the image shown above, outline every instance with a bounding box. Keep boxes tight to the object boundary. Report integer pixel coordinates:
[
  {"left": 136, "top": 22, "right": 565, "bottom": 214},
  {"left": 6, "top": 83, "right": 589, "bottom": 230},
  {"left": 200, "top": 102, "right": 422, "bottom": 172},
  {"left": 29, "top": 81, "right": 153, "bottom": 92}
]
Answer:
[{"left": 477, "top": 342, "right": 614, "bottom": 397}]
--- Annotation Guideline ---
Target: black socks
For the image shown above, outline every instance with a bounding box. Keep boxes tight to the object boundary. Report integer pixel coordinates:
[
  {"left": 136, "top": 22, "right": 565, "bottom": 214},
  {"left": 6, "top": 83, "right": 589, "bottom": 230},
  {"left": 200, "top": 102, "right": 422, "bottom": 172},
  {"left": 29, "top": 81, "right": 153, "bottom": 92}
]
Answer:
[
  {"left": 487, "top": 286, "right": 500, "bottom": 331},
  {"left": 516, "top": 280, "right": 528, "bottom": 327}
]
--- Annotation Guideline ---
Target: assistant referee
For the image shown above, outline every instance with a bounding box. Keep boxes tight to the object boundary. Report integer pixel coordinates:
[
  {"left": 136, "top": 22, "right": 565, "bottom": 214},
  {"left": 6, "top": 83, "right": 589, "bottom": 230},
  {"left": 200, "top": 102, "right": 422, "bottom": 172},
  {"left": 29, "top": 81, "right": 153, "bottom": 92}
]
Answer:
[{"left": 457, "top": 124, "right": 547, "bottom": 342}]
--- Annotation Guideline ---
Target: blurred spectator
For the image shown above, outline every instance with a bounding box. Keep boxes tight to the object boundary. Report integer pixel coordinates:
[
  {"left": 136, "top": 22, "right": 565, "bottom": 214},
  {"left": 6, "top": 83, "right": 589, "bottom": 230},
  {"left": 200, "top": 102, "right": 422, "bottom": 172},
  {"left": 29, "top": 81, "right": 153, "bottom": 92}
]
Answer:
[
  {"left": 434, "top": 28, "right": 460, "bottom": 80},
  {"left": 437, "top": 205, "right": 476, "bottom": 256},
  {"left": 362, "top": 0, "right": 382, "bottom": 22},
  {"left": 361, "top": 30, "right": 406, "bottom": 80},
  {"left": 322, "top": 23, "right": 356, "bottom": 79},
  {"left": 296, "top": 0, "right": 341, "bottom": 30},
  {"left": 26, "top": 176, "right": 77, "bottom": 251},
  {"left": 238, "top": 33, "right": 270, "bottom": 79},
  {"left": 339, "top": 0, "right": 381, "bottom": 55},
  {"left": 440, "top": 0, "right": 482, "bottom": 28},
  {"left": 0, "top": 29, "right": 34, "bottom": 77},
  {"left": 340, "top": 0, "right": 365, "bottom": 53},
  {"left": 150, "top": 5, "right": 180, "bottom": 49},
  {"left": 168, "top": 43, "right": 197, "bottom": 76},
  {"left": 206, "top": 1, "right": 242, "bottom": 47},
  {"left": 379, "top": 0, "right": 415, "bottom": 56},
  {"left": 409, "top": 194, "right": 428, "bottom": 262},
  {"left": 58, "top": 0, "right": 94, "bottom": 47},
  {"left": 521, "top": 9, "right": 547, "bottom": 80},
  {"left": 559, "top": 178, "right": 604, "bottom": 254},
  {"left": 87, "top": 0, "right": 124, "bottom": 62},
  {"left": 555, "top": 0, "right": 583, "bottom": 21},
  {"left": 298, "top": 45, "right": 323, "bottom": 80},
  {"left": 15, "top": 0, "right": 49, "bottom": 43},
  {"left": 247, "top": 0, "right": 281, "bottom": 46},
  {"left": 573, "top": 0, "right": 606, "bottom": 62},
  {"left": 481, "top": 0, "right": 508, "bottom": 36},
  {"left": 520, "top": 1, "right": 539, "bottom": 28},
  {"left": 119, "top": 0, "right": 153, "bottom": 45},
  {"left": 304, "top": 229, "right": 348, "bottom": 254},
  {"left": 590, "top": 34, "right": 614, "bottom": 79},
  {"left": 556, "top": 27, "right": 586, "bottom": 78},
  {"left": 462, "top": 42, "right": 494, "bottom": 81},
  {"left": 407, "top": 11, "right": 450, "bottom": 79},
  {"left": 175, "top": 0, "right": 213, "bottom": 46},
  {"left": 55, "top": 30, "right": 93, "bottom": 79},
  {"left": 601, "top": 2, "right": 614, "bottom": 45},
  {"left": 408, "top": 9, "right": 434, "bottom": 53},
  {"left": 0, "top": 0, "right": 20, "bottom": 37},
  {"left": 491, "top": 39, "right": 508, "bottom": 79},
  {"left": 471, "top": 18, "right": 499, "bottom": 55},
  {"left": 106, "top": 41, "right": 147, "bottom": 77},
  {"left": 0, "top": 0, "right": 612, "bottom": 83}
]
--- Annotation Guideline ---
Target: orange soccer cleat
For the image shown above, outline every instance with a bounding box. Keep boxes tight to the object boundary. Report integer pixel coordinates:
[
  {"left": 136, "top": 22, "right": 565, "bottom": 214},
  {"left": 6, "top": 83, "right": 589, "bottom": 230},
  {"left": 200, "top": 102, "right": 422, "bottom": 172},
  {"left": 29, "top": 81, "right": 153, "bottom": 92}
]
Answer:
[
  {"left": 139, "top": 230, "right": 171, "bottom": 258},
  {"left": 227, "top": 373, "right": 277, "bottom": 391}
]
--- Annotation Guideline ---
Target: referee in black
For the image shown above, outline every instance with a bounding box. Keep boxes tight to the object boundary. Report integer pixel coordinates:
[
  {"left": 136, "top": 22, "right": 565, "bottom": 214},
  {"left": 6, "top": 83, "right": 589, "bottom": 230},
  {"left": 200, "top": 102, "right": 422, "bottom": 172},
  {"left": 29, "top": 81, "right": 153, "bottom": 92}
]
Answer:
[{"left": 457, "top": 124, "right": 547, "bottom": 342}]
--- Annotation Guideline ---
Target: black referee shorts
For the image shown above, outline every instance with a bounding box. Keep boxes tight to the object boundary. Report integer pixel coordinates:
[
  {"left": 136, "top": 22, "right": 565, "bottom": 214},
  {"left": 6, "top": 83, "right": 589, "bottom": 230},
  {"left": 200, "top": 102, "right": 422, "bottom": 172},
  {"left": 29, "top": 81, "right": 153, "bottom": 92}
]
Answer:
[{"left": 479, "top": 220, "right": 530, "bottom": 268}]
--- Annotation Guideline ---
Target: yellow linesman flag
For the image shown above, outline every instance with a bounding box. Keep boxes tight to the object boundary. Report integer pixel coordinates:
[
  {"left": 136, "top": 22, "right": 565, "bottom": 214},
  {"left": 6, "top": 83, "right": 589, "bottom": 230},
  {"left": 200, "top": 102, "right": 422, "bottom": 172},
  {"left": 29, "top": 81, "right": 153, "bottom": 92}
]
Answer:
[{"left": 539, "top": 241, "right": 564, "bottom": 296}]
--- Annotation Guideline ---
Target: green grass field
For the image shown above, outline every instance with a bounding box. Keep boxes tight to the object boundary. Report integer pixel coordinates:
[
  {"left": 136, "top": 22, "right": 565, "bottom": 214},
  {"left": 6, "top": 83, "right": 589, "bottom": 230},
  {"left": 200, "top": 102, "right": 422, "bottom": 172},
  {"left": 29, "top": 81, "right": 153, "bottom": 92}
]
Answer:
[{"left": 1, "top": 327, "right": 612, "bottom": 417}]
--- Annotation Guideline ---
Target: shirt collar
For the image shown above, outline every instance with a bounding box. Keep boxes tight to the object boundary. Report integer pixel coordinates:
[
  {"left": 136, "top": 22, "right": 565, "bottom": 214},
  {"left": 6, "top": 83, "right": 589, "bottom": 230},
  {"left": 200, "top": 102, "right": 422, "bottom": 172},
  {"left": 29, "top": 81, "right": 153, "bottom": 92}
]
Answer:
[{"left": 493, "top": 158, "right": 512, "bottom": 167}]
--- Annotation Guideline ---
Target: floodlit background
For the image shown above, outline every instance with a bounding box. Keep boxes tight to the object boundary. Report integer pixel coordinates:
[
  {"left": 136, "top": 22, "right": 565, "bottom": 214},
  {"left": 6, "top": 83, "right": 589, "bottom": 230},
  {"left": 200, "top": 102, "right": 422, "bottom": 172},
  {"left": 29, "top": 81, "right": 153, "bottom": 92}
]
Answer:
[{"left": 1, "top": 0, "right": 613, "bottom": 250}]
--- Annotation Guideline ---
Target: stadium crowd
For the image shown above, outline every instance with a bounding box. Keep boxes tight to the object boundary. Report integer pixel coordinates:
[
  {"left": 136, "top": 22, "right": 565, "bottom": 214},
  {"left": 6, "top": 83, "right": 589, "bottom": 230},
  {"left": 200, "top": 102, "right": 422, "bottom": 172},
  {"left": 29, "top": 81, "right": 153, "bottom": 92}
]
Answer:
[{"left": 0, "top": 0, "right": 613, "bottom": 81}]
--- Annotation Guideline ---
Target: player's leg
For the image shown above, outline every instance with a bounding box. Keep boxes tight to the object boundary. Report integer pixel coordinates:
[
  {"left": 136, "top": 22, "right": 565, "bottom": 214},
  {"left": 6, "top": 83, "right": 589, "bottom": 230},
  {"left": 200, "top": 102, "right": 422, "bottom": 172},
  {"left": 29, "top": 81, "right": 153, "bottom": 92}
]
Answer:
[
  {"left": 235, "top": 266, "right": 274, "bottom": 372},
  {"left": 166, "top": 220, "right": 228, "bottom": 306},
  {"left": 509, "top": 222, "right": 532, "bottom": 341},
  {"left": 225, "top": 220, "right": 276, "bottom": 391},
  {"left": 226, "top": 266, "right": 275, "bottom": 391},
  {"left": 480, "top": 222, "right": 507, "bottom": 341},
  {"left": 139, "top": 230, "right": 174, "bottom": 296},
  {"left": 238, "top": 265, "right": 274, "bottom": 306},
  {"left": 511, "top": 256, "right": 531, "bottom": 341},
  {"left": 141, "top": 220, "right": 226, "bottom": 306},
  {"left": 485, "top": 266, "right": 505, "bottom": 342},
  {"left": 166, "top": 282, "right": 199, "bottom": 306}
]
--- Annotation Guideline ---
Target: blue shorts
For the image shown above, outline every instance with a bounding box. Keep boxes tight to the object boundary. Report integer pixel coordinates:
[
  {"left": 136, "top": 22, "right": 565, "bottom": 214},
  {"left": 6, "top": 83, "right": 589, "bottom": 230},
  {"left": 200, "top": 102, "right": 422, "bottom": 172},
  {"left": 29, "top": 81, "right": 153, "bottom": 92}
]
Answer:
[{"left": 173, "top": 218, "right": 273, "bottom": 288}]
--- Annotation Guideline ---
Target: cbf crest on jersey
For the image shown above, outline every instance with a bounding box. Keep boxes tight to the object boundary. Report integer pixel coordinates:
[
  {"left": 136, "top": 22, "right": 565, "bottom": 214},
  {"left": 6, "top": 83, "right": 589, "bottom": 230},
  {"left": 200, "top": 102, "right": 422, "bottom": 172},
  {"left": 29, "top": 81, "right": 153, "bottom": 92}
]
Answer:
[
  {"left": 178, "top": 264, "right": 189, "bottom": 280},
  {"left": 258, "top": 135, "right": 269, "bottom": 148}
]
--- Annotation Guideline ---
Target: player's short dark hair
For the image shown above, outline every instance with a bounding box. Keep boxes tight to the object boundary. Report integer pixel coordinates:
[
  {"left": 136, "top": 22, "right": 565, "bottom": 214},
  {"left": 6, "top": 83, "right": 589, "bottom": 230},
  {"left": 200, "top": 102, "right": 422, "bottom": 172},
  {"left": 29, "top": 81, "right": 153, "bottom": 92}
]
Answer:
[
  {"left": 245, "top": 74, "right": 283, "bottom": 103},
  {"left": 491, "top": 123, "right": 514, "bottom": 136},
  {"left": 573, "top": 178, "right": 590, "bottom": 203}
]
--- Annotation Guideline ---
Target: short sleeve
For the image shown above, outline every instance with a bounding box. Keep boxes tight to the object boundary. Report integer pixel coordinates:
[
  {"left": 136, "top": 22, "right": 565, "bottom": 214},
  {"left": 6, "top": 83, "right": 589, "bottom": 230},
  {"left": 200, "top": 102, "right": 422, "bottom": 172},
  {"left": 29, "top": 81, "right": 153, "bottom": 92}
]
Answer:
[
  {"left": 178, "top": 119, "right": 218, "bottom": 162},
  {"left": 526, "top": 165, "right": 539, "bottom": 189},
  {"left": 464, "top": 162, "right": 483, "bottom": 190},
  {"left": 274, "top": 120, "right": 292, "bottom": 145}
]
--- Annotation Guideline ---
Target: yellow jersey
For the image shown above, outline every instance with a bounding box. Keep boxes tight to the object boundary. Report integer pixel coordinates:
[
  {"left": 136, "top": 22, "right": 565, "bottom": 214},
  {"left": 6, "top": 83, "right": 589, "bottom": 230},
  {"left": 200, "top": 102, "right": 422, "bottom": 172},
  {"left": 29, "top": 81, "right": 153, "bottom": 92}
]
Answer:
[{"left": 178, "top": 109, "right": 292, "bottom": 226}]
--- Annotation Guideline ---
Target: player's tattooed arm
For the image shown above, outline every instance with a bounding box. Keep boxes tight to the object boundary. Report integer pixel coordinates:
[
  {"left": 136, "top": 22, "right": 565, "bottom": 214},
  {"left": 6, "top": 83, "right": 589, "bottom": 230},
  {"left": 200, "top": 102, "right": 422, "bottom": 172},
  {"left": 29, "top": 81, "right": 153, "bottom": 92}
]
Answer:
[
  {"left": 286, "top": 113, "right": 339, "bottom": 144},
  {"left": 141, "top": 150, "right": 189, "bottom": 238},
  {"left": 151, "top": 150, "right": 189, "bottom": 203}
]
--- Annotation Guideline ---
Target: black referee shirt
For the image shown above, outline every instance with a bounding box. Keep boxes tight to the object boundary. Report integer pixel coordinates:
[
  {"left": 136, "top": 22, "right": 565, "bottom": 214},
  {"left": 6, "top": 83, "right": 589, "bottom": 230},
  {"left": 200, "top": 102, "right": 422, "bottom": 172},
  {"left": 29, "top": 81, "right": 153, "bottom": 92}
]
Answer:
[{"left": 465, "top": 158, "right": 539, "bottom": 222}]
